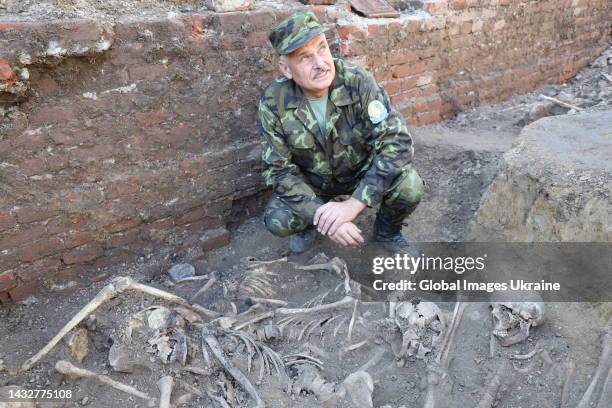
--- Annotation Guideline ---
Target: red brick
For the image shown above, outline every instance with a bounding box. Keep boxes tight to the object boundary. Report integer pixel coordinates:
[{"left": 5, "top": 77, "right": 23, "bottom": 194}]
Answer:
[
  {"left": 387, "top": 50, "right": 419, "bottom": 66},
  {"left": 392, "top": 61, "right": 426, "bottom": 78},
  {"left": 17, "top": 237, "right": 64, "bottom": 262},
  {"left": 61, "top": 243, "right": 104, "bottom": 264},
  {"left": 0, "top": 291, "right": 10, "bottom": 303},
  {"left": 0, "top": 58, "right": 15, "bottom": 82},
  {"left": 0, "top": 271, "right": 16, "bottom": 292},
  {"left": 417, "top": 111, "right": 442, "bottom": 125},
  {"left": 60, "top": 20, "right": 107, "bottom": 41},
  {"left": 129, "top": 64, "right": 167, "bottom": 81},
  {"left": 140, "top": 218, "right": 175, "bottom": 241},
  {"left": 8, "top": 282, "right": 38, "bottom": 302},
  {"left": 104, "top": 218, "right": 142, "bottom": 233},
  {"left": 14, "top": 204, "right": 59, "bottom": 224},
  {"left": 61, "top": 230, "right": 94, "bottom": 249},
  {"left": 201, "top": 227, "right": 231, "bottom": 251},
  {"left": 0, "top": 211, "right": 16, "bottom": 232},
  {"left": 37, "top": 77, "right": 61, "bottom": 95},
  {"left": 176, "top": 206, "right": 206, "bottom": 226},
  {"left": 0, "top": 22, "right": 28, "bottom": 30},
  {"left": 135, "top": 110, "right": 166, "bottom": 127},
  {"left": 1, "top": 224, "right": 48, "bottom": 249},
  {"left": 29, "top": 106, "right": 77, "bottom": 126},
  {"left": 16, "top": 258, "right": 62, "bottom": 282},
  {"left": 105, "top": 228, "right": 140, "bottom": 248}
]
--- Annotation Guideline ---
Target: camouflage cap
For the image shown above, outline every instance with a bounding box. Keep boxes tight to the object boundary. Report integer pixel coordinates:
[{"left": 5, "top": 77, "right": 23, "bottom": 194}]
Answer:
[{"left": 268, "top": 11, "right": 329, "bottom": 55}]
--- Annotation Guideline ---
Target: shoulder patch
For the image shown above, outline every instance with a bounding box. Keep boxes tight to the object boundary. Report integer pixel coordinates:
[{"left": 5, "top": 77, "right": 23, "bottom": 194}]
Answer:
[{"left": 368, "top": 100, "right": 388, "bottom": 124}]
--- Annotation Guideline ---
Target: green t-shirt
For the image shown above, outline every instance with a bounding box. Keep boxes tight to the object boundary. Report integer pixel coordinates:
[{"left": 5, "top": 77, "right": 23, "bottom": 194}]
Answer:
[{"left": 307, "top": 93, "right": 329, "bottom": 136}]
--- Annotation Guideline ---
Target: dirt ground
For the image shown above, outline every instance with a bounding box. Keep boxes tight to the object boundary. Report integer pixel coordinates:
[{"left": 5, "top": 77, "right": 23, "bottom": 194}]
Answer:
[{"left": 1, "top": 49, "right": 611, "bottom": 408}]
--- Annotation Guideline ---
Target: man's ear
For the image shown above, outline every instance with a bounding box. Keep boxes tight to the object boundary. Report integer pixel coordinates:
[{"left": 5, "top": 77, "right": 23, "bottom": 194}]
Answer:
[{"left": 278, "top": 55, "right": 293, "bottom": 80}]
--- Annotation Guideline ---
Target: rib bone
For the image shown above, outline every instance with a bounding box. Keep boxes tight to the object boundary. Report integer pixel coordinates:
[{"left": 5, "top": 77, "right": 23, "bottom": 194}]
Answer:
[{"left": 201, "top": 325, "right": 265, "bottom": 408}]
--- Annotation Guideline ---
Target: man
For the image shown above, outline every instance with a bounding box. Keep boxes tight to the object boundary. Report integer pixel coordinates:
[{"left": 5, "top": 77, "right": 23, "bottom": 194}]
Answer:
[{"left": 259, "top": 10, "right": 424, "bottom": 254}]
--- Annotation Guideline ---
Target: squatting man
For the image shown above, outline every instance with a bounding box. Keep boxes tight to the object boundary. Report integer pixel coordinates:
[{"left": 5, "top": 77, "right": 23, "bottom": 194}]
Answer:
[{"left": 259, "top": 11, "right": 425, "bottom": 254}]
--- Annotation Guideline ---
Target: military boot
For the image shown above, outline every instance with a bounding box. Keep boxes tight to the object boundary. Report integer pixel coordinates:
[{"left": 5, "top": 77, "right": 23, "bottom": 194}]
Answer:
[
  {"left": 373, "top": 215, "right": 419, "bottom": 257},
  {"left": 288, "top": 227, "right": 316, "bottom": 254}
]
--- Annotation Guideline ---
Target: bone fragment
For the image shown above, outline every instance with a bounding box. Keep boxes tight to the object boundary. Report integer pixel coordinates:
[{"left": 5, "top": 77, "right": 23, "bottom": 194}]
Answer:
[
  {"left": 595, "top": 366, "right": 612, "bottom": 408},
  {"left": 22, "top": 277, "right": 217, "bottom": 371},
  {"left": 247, "top": 297, "right": 288, "bottom": 306},
  {"left": 343, "top": 340, "right": 369, "bottom": 353},
  {"left": 347, "top": 298, "right": 359, "bottom": 341},
  {"left": 201, "top": 326, "right": 265, "bottom": 408},
  {"left": 190, "top": 277, "right": 217, "bottom": 302},
  {"left": 276, "top": 296, "right": 355, "bottom": 315},
  {"left": 67, "top": 327, "right": 89, "bottom": 363},
  {"left": 577, "top": 328, "right": 611, "bottom": 408},
  {"left": 234, "top": 311, "right": 275, "bottom": 331},
  {"left": 476, "top": 360, "right": 510, "bottom": 408},
  {"left": 157, "top": 376, "right": 174, "bottom": 408},
  {"left": 170, "top": 392, "right": 194, "bottom": 408},
  {"left": 55, "top": 360, "right": 155, "bottom": 405},
  {"left": 560, "top": 361, "right": 575, "bottom": 408}
]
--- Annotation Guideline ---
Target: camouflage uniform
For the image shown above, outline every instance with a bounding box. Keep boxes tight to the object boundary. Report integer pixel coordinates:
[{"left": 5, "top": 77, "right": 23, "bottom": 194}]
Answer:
[{"left": 260, "top": 12, "right": 424, "bottom": 237}]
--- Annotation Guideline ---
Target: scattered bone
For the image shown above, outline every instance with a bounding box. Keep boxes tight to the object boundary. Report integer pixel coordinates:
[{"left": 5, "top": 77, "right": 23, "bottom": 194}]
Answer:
[
  {"left": 190, "top": 276, "right": 218, "bottom": 303},
  {"left": 490, "top": 301, "right": 544, "bottom": 347},
  {"left": 340, "top": 371, "right": 374, "bottom": 408},
  {"left": 173, "top": 307, "right": 202, "bottom": 324},
  {"left": 148, "top": 335, "right": 175, "bottom": 363},
  {"left": 246, "top": 297, "right": 288, "bottom": 306},
  {"left": 67, "top": 327, "right": 89, "bottom": 363},
  {"left": 595, "top": 366, "right": 612, "bottom": 408},
  {"left": 577, "top": 327, "right": 611, "bottom": 408},
  {"left": 22, "top": 276, "right": 217, "bottom": 372},
  {"left": 343, "top": 340, "right": 369, "bottom": 353},
  {"left": 157, "top": 376, "right": 174, "bottom": 408},
  {"left": 148, "top": 307, "right": 184, "bottom": 331},
  {"left": 476, "top": 360, "right": 510, "bottom": 408},
  {"left": 170, "top": 330, "right": 188, "bottom": 365},
  {"left": 184, "top": 365, "right": 212, "bottom": 376},
  {"left": 235, "top": 311, "right": 275, "bottom": 331},
  {"left": 422, "top": 302, "right": 467, "bottom": 408},
  {"left": 55, "top": 360, "right": 155, "bottom": 405},
  {"left": 560, "top": 361, "right": 575, "bottom": 408},
  {"left": 201, "top": 325, "right": 265, "bottom": 408},
  {"left": 170, "top": 392, "right": 194, "bottom": 408},
  {"left": 276, "top": 296, "right": 355, "bottom": 315},
  {"left": 393, "top": 301, "right": 443, "bottom": 359}
]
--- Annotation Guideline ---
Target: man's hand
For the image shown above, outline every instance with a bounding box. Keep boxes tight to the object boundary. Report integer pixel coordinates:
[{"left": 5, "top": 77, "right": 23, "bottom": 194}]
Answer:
[
  {"left": 328, "top": 222, "right": 364, "bottom": 247},
  {"left": 313, "top": 197, "right": 366, "bottom": 236}
]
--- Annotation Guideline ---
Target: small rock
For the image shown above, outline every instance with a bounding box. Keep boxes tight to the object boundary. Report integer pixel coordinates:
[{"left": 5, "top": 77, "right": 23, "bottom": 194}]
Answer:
[
  {"left": 147, "top": 307, "right": 183, "bottom": 331},
  {"left": 168, "top": 263, "right": 195, "bottom": 283},
  {"left": 81, "top": 396, "right": 90, "bottom": 405}
]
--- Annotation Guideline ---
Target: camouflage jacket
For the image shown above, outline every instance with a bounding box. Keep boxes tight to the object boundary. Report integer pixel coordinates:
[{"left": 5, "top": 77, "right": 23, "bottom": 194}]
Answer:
[{"left": 258, "top": 58, "right": 414, "bottom": 223}]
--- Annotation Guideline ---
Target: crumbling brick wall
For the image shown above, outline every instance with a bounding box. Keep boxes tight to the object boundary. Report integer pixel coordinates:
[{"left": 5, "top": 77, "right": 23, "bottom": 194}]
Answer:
[{"left": 0, "top": 0, "right": 609, "bottom": 301}]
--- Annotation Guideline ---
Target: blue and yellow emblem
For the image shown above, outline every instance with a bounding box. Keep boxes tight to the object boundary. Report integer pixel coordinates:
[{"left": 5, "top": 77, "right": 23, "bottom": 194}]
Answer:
[{"left": 367, "top": 100, "right": 388, "bottom": 124}]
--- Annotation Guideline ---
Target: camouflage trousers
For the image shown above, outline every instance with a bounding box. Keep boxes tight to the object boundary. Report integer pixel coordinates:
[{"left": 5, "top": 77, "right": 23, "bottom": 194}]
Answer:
[{"left": 264, "top": 166, "right": 424, "bottom": 237}]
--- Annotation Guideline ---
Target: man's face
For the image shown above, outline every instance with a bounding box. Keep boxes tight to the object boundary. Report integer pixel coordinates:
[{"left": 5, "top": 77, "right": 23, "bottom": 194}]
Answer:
[{"left": 279, "top": 34, "right": 335, "bottom": 99}]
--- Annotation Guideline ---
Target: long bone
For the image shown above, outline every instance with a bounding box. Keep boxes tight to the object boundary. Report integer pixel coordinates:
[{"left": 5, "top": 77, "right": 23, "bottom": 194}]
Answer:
[
  {"left": 295, "top": 257, "right": 352, "bottom": 295},
  {"left": 476, "top": 360, "right": 511, "bottom": 408},
  {"left": 21, "top": 276, "right": 218, "bottom": 372},
  {"left": 422, "top": 302, "right": 467, "bottom": 408},
  {"left": 577, "top": 327, "right": 611, "bottom": 408},
  {"left": 157, "top": 376, "right": 174, "bottom": 408},
  {"left": 55, "top": 360, "right": 155, "bottom": 405},
  {"left": 201, "top": 325, "right": 265, "bottom": 408}
]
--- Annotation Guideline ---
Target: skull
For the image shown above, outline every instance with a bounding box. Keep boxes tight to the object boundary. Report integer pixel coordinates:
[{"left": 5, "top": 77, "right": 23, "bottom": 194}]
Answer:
[
  {"left": 490, "top": 301, "right": 545, "bottom": 346},
  {"left": 393, "top": 301, "right": 443, "bottom": 359}
]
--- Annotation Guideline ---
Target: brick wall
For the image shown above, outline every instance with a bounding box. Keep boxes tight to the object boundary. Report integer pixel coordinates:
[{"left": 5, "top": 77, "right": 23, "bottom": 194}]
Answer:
[{"left": 0, "top": 0, "right": 609, "bottom": 301}]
